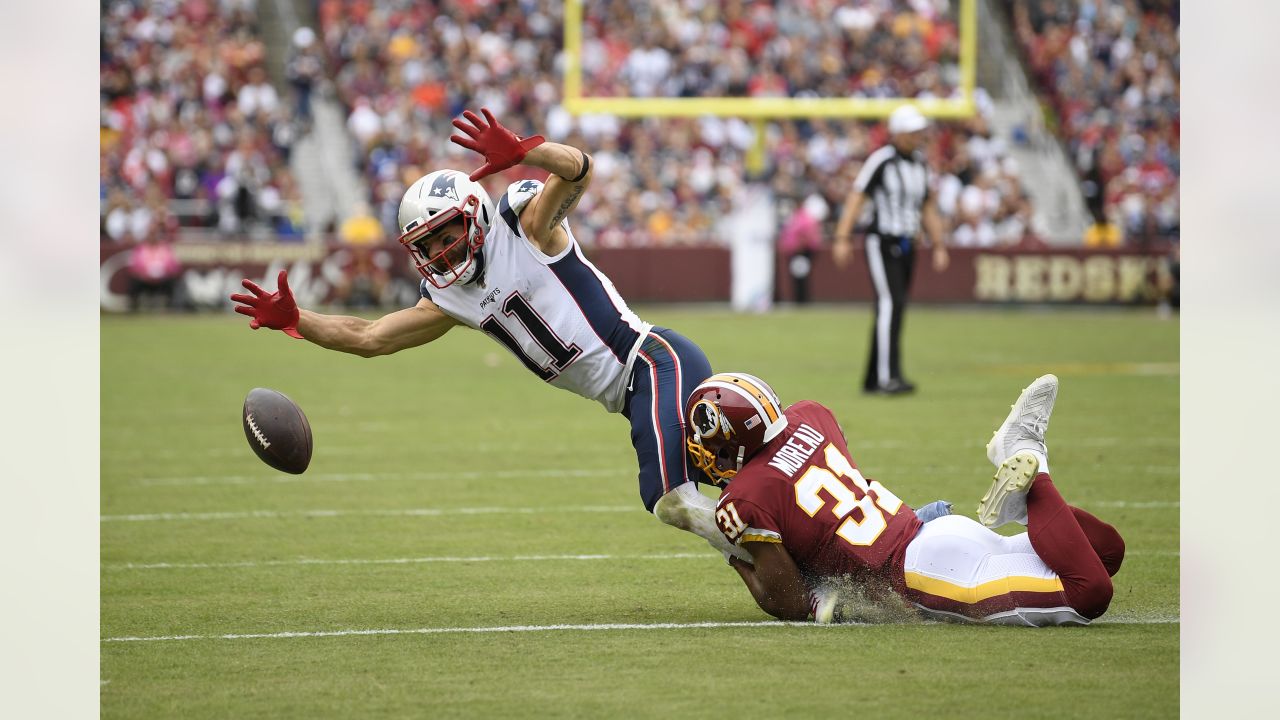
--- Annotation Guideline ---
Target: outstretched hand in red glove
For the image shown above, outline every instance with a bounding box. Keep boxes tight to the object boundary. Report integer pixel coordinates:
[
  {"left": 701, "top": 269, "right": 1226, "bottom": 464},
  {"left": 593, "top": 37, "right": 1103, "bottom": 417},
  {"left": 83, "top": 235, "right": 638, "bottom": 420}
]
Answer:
[
  {"left": 450, "top": 107, "right": 545, "bottom": 181},
  {"left": 230, "top": 269, "right": 304, "bottom": 339}
]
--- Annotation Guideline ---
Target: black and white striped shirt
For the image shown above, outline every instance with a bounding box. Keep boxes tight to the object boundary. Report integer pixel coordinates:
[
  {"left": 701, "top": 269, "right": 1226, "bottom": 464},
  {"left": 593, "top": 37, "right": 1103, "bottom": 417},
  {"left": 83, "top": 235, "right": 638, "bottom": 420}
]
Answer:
[{"left": 853, "top": 145, "right": 930, "bottom": 238}]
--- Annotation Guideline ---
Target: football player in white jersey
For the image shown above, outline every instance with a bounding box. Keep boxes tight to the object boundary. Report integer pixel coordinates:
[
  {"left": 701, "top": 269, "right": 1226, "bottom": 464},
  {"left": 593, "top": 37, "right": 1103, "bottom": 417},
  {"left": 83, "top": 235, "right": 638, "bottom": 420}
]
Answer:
[{"left": 231, "top": 108, "right": 744, "bottom": 558}]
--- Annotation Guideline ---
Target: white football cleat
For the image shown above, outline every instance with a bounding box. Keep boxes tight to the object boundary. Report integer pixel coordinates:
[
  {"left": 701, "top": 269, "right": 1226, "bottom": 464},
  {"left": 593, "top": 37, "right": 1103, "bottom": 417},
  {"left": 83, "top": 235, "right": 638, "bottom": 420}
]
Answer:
[
  {"left": 986, "top": 374, "right": 1058, "bottom": 469},
  {"left": 977, "top": 451, "right": 1039, "bottom": 528}
]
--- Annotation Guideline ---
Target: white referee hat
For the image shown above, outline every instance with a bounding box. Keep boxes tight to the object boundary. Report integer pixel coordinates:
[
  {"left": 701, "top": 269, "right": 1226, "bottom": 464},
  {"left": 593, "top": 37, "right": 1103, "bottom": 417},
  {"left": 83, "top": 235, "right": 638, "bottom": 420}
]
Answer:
[{"left": 888, "top": 105, "right": 929, "bottom": 134}]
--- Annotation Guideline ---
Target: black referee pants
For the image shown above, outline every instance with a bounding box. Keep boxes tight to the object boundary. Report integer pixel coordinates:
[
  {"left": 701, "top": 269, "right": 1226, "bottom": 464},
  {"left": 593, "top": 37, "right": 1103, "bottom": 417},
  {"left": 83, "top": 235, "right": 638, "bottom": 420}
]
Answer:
[{"left": 863, "top": 234, "right": 915, "bottom": 391}]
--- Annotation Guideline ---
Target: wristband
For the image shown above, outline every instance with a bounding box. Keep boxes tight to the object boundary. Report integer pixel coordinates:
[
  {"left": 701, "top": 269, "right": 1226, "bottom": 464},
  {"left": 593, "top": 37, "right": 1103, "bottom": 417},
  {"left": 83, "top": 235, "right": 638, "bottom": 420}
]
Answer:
[{"left": 569, "top": 153, "right": 591, "bottom": 183}]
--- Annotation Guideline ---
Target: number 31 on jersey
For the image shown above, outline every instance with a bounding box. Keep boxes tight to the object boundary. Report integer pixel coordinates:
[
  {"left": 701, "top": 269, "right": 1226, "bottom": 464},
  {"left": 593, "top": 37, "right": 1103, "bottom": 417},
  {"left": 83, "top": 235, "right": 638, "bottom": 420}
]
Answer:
[
  {"left": 795, "top": 444, "right": 903, "bottom": 546},
  {"left": 715, "top": 444, "right": 904, "bottom": 548}
]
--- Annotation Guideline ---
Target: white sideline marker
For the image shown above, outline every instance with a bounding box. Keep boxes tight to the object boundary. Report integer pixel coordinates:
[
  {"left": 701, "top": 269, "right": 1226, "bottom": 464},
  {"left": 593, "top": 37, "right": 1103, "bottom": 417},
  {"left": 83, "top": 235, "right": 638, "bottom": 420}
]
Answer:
[{"left": 102, "top": 617, "right": 1180, "bottom": 643}]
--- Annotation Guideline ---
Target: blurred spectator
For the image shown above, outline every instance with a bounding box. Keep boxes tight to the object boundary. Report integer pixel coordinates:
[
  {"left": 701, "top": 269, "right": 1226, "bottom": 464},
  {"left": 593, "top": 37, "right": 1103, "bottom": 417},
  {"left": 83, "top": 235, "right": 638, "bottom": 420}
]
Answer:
[
  {"left": 334, "top": 247, "right": 392, "bottom": 309},
  {"left": 217, "top": 131, "right": 272, "bottom": 234},
  {"left": 1083, "top": 218, "right": 1122, "bottom": 248},
  {"left": 261, "top": 169, "right": 307, "bottom": 240},
  {"left": 336, "top": 203, "right": 390, "bottom": 308},
  {"left": 285, "top": 27, "right": 324, "bottom": 127},
  {"left": 237, "top": 67, "right": 279, "bottom": 120},
  {"left": 1006, "top": 0, "right": 1179, "bottom": 244},
  {"left": 338, "top": 202, "right": 385, "bottom": 246},
  {"left": 778, "top": 194, "right": 828, "bottom": 304},
  {"left": 318, "top": 0, "right": 1037, "bottom": 248},
  {"left": 100, "top": 0, "right": 303, "bottom": 239},
  {"left": 126, "top": 235, "right": 183, "bottom": 311}
]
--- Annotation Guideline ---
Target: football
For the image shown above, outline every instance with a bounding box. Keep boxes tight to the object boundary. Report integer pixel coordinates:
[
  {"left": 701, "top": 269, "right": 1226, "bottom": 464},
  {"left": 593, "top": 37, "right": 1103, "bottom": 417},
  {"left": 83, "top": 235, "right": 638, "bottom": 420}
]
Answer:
[{"left": 241, "top": 387, "right": 313, "bottom": 474}]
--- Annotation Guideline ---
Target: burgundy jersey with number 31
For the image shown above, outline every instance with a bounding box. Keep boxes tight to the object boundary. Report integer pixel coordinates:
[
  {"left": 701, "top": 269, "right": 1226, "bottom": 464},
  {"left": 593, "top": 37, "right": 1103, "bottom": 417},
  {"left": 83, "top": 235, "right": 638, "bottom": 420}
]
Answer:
[{"left": 714, "top": 401, "right": 922, "bottom": 591}]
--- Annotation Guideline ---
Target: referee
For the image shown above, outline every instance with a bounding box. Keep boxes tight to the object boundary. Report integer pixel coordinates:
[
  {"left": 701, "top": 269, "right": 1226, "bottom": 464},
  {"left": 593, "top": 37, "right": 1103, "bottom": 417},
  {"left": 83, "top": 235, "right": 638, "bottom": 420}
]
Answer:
[{"left": 833, "top": 105, "right": 949, "bottom": 395}]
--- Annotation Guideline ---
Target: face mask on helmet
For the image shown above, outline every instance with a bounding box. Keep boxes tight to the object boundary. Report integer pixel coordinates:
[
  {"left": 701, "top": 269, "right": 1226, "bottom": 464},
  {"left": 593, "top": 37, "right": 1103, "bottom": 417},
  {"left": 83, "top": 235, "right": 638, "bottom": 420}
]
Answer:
[
  {"left": 397, "top": 170, "right": 493, "bottom": 289},
  {"left": 686, "top": 398, "right": 745, "bottom": 486},
  {"left": 684, "top": 373, "right": 788, "bottom": 487},
  {"left": 400, "top": 195, "right": 486, "bottom": 288}
]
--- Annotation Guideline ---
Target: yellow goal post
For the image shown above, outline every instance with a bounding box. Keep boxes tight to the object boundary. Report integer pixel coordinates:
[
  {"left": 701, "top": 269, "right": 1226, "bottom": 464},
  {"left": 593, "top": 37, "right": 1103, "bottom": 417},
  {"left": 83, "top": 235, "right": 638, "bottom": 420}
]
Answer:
[{"left": 561, "top": 0, "right": 978, "bottom": 120}]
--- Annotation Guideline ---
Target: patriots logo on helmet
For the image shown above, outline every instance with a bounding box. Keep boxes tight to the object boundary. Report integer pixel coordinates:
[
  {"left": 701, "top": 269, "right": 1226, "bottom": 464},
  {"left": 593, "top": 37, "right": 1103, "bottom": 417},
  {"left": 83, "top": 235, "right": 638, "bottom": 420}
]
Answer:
[{"left": 429, "top": 173, "right": 461, "bottom": 201}]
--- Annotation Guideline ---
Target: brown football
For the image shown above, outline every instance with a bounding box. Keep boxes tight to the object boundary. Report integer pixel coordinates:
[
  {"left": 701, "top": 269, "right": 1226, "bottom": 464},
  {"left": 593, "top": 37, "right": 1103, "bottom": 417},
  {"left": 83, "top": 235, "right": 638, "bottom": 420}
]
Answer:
[{"left": 242, "top": 388, "right": 313, "bottom": 474}]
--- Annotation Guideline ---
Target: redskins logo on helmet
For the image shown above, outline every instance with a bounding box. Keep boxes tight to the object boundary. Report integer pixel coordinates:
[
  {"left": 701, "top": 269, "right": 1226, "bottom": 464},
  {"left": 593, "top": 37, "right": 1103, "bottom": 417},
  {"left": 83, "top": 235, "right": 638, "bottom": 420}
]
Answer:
[
  {"left": 684, "top": 372, "right": 788, "bottom": 485},
  {"left": 397, "top": 169, "right": 494, "bottom": 289}
]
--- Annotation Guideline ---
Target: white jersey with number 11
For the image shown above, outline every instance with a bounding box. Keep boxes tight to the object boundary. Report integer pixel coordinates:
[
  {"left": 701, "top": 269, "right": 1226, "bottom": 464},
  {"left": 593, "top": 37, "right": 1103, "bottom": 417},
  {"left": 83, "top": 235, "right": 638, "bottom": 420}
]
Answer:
[{"left": 420, "top": 179, "right": 653, "bottom": 413}]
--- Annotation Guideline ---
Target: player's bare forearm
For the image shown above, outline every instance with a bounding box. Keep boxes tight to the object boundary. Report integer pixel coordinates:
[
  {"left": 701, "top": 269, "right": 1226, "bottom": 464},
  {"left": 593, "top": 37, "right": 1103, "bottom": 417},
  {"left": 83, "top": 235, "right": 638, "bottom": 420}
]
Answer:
[
  {"left": 297, "top": 300, "right": 455, "bottom": 357},
  {"left": 296, "top": 310, "right": 377, "bottom": 355},
  {"left": 736, "top": 543, "right": 813, "bottom": 621},
  {"left": 522, "top": 141, "right": 591, "bottom": 237},
  {"left": 524, "top": 142, "right": 590, "bottom": 184}
]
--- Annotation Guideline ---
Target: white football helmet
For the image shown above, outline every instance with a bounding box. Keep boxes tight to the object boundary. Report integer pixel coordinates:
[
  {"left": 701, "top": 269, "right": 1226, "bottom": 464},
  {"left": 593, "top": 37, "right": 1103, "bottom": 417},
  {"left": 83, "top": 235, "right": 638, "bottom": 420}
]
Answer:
[{"left": 397, "top": 169, "right": 494, "bottom": 288}]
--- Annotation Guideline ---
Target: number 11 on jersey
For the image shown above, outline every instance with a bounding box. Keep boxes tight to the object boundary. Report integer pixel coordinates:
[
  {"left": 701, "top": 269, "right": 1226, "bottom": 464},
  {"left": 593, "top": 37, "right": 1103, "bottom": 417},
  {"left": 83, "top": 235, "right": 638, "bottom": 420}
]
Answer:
[{"left": 480, "top": 292, "right": 582, "bottom": 381}]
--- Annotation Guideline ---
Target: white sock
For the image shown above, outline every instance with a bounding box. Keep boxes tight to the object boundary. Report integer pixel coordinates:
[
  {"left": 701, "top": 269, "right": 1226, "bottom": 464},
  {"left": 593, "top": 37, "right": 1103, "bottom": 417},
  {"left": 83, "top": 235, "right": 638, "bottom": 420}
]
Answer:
[
  {"left": 654, "top": 483, "right": 752, "bottom": 561},
  {"left": 1027, "top": 450, "right": 1049, "bottom": 475}
]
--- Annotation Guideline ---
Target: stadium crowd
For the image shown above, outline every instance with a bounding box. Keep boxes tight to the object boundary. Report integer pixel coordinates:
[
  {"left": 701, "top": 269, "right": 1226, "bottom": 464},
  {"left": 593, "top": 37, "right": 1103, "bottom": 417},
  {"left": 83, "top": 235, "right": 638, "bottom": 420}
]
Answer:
[
  {"left": 100, "top": 0, "right": 306, "bottom": 242},
  {"left": 317, "top": 0, "right": 1041, "bottom": 247},
  {"left": 1006, "top": 0, "right": 1179, "bottom": 243},
  {"left": 100, "top": 0, "right": 1176, "bottom": 251}
]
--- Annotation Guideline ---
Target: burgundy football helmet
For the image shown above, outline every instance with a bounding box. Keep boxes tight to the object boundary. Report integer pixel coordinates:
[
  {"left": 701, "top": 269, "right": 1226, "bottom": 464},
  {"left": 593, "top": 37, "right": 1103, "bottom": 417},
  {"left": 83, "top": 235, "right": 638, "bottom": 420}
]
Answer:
[{"left": 685, "top": 372, "right": 788, "bottom": 485}]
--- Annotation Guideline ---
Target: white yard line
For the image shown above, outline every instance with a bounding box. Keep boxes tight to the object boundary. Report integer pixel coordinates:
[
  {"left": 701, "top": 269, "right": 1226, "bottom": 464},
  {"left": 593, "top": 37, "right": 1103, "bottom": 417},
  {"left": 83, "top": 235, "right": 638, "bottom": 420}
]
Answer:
[
  {"left": 134, "top": 468, "right": 630, "bottom": 487},
  {"left": 101, "top": 616, "right": 1180, "bottom": 643},
  {"left": 100, "top": 505, "right": 636, "bottom": 522},
  {"left": 105, "top": 552, "right": 716, "bottom": 570},
  {"left": 1078, "top": 500, "right": 1179, "bottom": 509}
]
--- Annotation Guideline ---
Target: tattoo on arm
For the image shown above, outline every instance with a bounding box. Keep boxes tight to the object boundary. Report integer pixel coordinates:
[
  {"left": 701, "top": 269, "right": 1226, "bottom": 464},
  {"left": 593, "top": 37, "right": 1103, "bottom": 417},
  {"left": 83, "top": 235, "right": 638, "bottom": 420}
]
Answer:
[{"left": 548, "top": 184, "right": 584, "bottom": 233}]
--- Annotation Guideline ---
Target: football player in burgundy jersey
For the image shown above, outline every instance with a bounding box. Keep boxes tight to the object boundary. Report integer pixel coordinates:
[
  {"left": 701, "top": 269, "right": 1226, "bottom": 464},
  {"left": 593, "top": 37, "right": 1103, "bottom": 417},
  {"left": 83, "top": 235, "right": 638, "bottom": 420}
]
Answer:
[{"left": 688, "top": 373, "right": 1125, "bottom": 626}]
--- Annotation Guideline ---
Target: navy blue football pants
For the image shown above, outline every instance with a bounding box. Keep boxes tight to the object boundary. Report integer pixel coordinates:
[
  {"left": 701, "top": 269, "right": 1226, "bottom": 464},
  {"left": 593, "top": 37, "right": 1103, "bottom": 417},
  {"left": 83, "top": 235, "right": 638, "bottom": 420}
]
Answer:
[{"left": 623, "top": 327, "right": 713, "bottom": 512}]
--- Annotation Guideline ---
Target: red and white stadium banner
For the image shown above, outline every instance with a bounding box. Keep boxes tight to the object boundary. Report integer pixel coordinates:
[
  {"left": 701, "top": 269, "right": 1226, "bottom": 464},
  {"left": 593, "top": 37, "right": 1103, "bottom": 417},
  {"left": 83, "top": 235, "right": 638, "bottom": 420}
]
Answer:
[{"left": 100, "top": 241, "right": 1173, "bottom": 309}]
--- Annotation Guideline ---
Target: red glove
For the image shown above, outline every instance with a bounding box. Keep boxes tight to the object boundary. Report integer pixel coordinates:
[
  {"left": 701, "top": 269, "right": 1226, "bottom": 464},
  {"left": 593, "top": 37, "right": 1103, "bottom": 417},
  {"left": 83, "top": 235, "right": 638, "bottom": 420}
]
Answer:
[
  {"left": 450, "top": 107, "right": 545, "bottom": 181},
  {"left": 230, "top": 269, "right": 304, "bottom": 339}
]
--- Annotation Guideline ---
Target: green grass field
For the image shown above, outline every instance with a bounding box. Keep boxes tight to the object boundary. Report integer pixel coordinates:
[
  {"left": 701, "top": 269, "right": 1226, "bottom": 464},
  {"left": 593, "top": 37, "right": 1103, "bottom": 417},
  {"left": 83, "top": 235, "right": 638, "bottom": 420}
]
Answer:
[{"left": 101, "top": 306, "right": 1178, "bottom": 718}]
